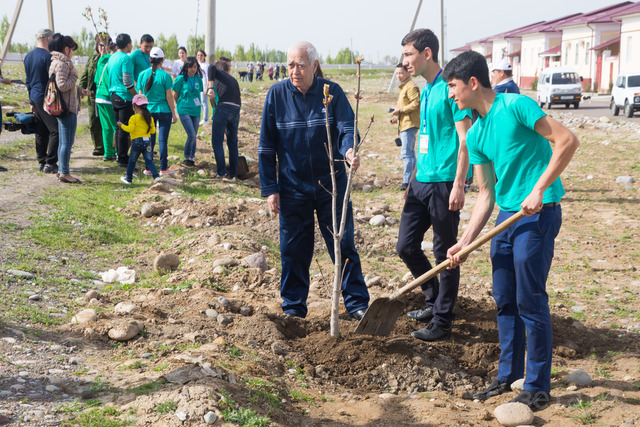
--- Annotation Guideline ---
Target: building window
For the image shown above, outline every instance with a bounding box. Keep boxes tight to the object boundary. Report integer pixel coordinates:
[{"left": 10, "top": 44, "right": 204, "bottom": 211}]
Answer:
[
  {"left": 575, "top": 44, "right": 580, "bottom": 65},
  {"left": 565, "top": 46, "right": 569, "bottom": 65},
  {"left": 627, "top": 36, "right": 633, "bottom": 63},
  {"left": 585, "top": 42, "right": 590, "bottom": 65}
]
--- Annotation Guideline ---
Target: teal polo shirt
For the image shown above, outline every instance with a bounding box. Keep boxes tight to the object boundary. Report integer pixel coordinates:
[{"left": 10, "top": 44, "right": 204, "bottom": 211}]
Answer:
[
  {"left": 130, "top": 49, "right": 150, "bottom": 83},
  {"left": 138, "top": 68, "right": 173, "bottom": 114},
  {"left": 416, "top": 73, "right": 472, "bottom": 183},
  {"left": 466, "top": 93, "right": 565, "bottom": 212},
  {"left": 172, "top": 74, "right": 203, "bottom": 117},
  {"left": 107, "top": 51, "right": 134, "bottom": 101}
]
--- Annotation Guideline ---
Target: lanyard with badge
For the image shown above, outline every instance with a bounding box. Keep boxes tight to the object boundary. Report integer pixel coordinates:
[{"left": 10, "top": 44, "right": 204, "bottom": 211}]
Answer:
[
  {"left": 418, "top": 68, "right": 442, "bottom": 156},
  {"left": 188, "top": 76, "right": 201, "bottom": 107}
]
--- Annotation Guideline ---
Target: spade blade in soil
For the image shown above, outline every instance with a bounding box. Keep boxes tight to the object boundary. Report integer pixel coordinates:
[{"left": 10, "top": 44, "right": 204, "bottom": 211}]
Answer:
[{"left": 353, "top": 297, "right": 406, "bottom": 336}]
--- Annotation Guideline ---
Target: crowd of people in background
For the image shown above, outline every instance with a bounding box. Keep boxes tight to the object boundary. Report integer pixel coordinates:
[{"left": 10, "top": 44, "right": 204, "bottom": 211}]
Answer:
[
  {"left": 16, "top": 28, "right": 244, "bottom": 185},
  {"left": 241, "top": 61, "right": 286, "bottom": 82}
]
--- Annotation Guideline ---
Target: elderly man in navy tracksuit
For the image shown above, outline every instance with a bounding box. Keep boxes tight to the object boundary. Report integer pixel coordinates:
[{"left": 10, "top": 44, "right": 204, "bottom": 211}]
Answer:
[{"left": 259, "top": 41, "right": 369, "bottom": 320}]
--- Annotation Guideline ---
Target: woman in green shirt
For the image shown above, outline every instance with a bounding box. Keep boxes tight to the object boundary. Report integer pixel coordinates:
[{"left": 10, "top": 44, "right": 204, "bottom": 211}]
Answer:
[{"left": 172, "top": 57, "right": 203, "bottom": 167}]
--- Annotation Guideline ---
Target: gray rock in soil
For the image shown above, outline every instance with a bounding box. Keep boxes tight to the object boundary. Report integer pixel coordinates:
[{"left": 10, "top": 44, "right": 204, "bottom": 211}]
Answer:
[
  {"left": 204, "top": 411, "right": 218, "bottom": 424},
  {"left": 616, "top": 176, "right": 635, "bottom": 184},
  {"left": 240, "top": 306, "right": 253, "bottom": 316},
  {"left": 70, "top": 309, "right": 98, "bottom": 325},
  {"left": 271, "top": 341, "right": 290, "bottom": 356},
  {"left": 84, "top": 290, "right": 99, "bottom": 301},
  {"left": 7, "top": 269, "right": 34, "bottom": 279},
  {"left": 114, "top": 302, "right": 138, "bottom": 315},
  {"left": 28, "top": 294, "right": 41, "bottom": 301},
  {"left": 108, "top": 320, "right": 144, "bottom": 342},
  {"left": 244, "top": 252, "right": 268, "bottom": 272},
  {"left": 217, "top": 296, "right": 230, "bottom": 308},
  {"left": 510, "top": 378, "right": 525, "bottom": 393},
  {"left": 493, "top": 402, "right": 534, "bottom": 426},
  {"left": 141, "top": 202, "right": 167, "bottom": 217},
  {"left": 141, "top": 353, "right": 153, "bottom": 359},
  {"left": 205, "top": 309, "right": 219, "bottom": 319},
  {"left": 217, "top": 314, "right": 233, "bottom": 326},
  {"left": 153, "top": 253, "right": 180, "bottom": 273},
  {"left": 369, "top": 215, "right": 386, "bottom": 226},
  {"left": 563, "top": 369, "right": 593, "bottom": 386},
  {"left": 176, "top": 411, "right": 187, "bottom": 421},
  {"left": 213, "top": 258, "right": 236, "bottom": 268}
]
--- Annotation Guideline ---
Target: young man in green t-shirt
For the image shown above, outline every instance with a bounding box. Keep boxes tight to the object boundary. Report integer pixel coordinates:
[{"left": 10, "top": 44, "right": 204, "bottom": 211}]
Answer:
[
  {"left": 130, "top": 34, "right": 154, "bottom": 83},
  {"left": 396, "top": 28, "right": 472, "bottom": 342},
  {"left": 444, "top": 50, "right": 579, "bottom": 409}
]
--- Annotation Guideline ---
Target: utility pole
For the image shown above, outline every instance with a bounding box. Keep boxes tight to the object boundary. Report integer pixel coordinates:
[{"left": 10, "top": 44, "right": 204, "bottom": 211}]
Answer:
[
  {"left": 47, "top": 0, "right": 54, "bottom": 32},
  {"left": 440, "top": 0, "right": 445, "bottom": 63},
  {"left": 387, "top": 0, "right": 423, "bottom": 92},
  {"left": 205, "top": 0, "right": 216, "bottom": 63},
  {"left": 0, "top": 0, "right": 25, "bottom": 67}
]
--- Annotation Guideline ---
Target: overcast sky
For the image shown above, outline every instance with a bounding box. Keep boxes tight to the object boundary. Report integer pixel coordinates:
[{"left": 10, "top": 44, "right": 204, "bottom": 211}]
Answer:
[{"left": 5, "top": 0, "right": 626, "bottom": 61}]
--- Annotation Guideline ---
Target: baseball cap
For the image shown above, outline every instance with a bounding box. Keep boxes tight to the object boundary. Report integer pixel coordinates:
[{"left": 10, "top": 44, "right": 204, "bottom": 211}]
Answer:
[
  {"left": 132, "top": 94, "right": 149, "bottom": 106},
  {"left": 150, "top": 47, "right": 164, "bottom": 59},
  {"left": 491, "top": 59, "right": 512, "bottom": 71},
  {"left": 36, "top": 28, "right": 54, "bottom": 39}
]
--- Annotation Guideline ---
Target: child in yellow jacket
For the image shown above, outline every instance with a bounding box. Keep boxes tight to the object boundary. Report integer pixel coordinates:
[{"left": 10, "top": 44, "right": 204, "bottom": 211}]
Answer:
[{"left": 117, "top": 94, "right": 160, "bottom": 184}]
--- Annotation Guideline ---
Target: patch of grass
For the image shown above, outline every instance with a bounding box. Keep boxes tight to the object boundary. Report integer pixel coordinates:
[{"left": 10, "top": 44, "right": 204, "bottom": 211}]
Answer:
[
  {"left": 89, "top": 377, "right": 115, "bottom": 393},
  {"left": 569, "top": 400, "right": 596, "bottom": 425},
  {"left": 153, "top": 363, "right": 169, "bottom": 372},
  {"left": 128, "top": 380, "right": 164, "bottom": 396},
  {"left": 155, "top": 400, "right": 177, "bottom": 415},
  {"left": 290, "top": 390, "right": 315, "bottom": 404},
  {"left": 595, "top": 366, "right": 613, "bottom": 379},
  {"left": 5, "top": 304, "right": 66, "bottom": 326},
  {"left": 65, "top": 406, "right": 128, "bottom": 427},
  {"left": 221, "top": 406, "right": 270, "bottom": 427},
  {"left": 118, "top": 361, "right": 146, "bottom": 371},
  {"left": 227, "top": 344, "right": 242, "bottom": 357}
]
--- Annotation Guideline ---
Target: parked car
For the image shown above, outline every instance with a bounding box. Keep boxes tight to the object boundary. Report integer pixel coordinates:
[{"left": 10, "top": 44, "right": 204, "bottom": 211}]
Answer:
[
  {"left": 536, "top": 67, "right": 582, "bottom": 109},
  {"left": 611, "top": 73, "right": 640, "bottom": 118}
]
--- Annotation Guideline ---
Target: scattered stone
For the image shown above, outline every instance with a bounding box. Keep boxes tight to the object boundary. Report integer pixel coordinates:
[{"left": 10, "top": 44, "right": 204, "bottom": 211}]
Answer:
[
  {"left": 45, "top": 385, "right": 59, "bottom": 393},
  {"left": 571, "top": 305, "right": 584, "bottom": 312},
  {"left": 213, "top": 258, "right": 237, "bottom": 268},
  {"left": 153, "top": 253, "right": 180, "bottom": 273},
  {"left": 176, "top": 411, "right": 187, "bottom": 421},
  {"left": 222, "top": 242, "right": 233, "bottom": 250},
  {"left": 205, "top": 309, "right": 219, "bottom": 319},
  {"left": 217, "top": 296, "right": 230, "bottom": 307},
  {"left": 365, "top": 276, "right": 382, "bottom": 287},
  {"left": 70, "top": 309, "right": 97, "bottom": 325},
  {"left": 0, "top": 415, "right": 10, "bottom": 425},
  {"left": 141, "top": 202, "right": 167, "bottom": 217},
  {"left": 84, "top": 290, "right": 99, "bottom": 301},
  {"left": 28, "top": 294, "right": 41, "bottom": 301},
  {"left": 114, "top": 302, "right": 138, "bottom": 315},
  {"left": 80, "top": 390, "right": 96, "bottom": 400},
  {"left": 362, "top": 184, "right": 373, "bottom": 192},
  {"left": 7, "top": 270, "right": 34, "bottom": 279},
  {"left": 566, "top": 385, "right": 578, "bottom": 391},
  {"left": 616, "top": 176, "right": 635, "bottom": 184},
  {"left": 108, "top": 320, "right": 144, "bottom": 342},
  {"left": 510, "top": 378, "right": 525, "bottom": 393},
  {"left": 240, "top": 306, "right": 253, "bottom": 316},
  {"left": 478, "top": 408, "right": 492, "bottom": 421},
  {"left": 493, "top": 402, "right": 534, "bottom": 427},
  {"left": 149, "top": 182, "right": 174, "bottom": 193},
  {"left": 557, "top": 346, "right": 577, "bottom": 358},
  {"left": 271, "top": 341, "right": 290, "bottom": 356},
  {"left": 141, "top": 353, "right": 153, "bottom": 359},
  {"left": 563, "top": 369, "right": 593, "bottom": 386},
  {"left": 378, "top": 393, "right": 394, "bottom": 399},
  {"left": 369, "top": 215, "right": 386, "bottom": 226},
  {"left": 204, "top": 411, "right": 218, "bottom": 424},
  {"left": 599, "top": 116, "right": 610, "bottom": 123},
  {"left": 217, "top": 314, "right": 233, "bottom": 326},
  {"left": 244, "top": 252, "right": 268, "bottom": 272}
]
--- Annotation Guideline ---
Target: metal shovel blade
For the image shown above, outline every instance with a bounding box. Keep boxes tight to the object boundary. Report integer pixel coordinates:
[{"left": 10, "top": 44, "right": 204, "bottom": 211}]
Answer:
[{"left": 353, "top": 297, "right": 406, "bottom": 336}]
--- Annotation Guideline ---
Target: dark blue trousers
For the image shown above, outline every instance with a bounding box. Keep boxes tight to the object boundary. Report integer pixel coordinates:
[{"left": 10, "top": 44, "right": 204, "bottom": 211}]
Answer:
[
  {"left": 279, "top": 190, "right": 369, "bottom": 318},
  {"left": 491, "top": 205, "right": 562, "bottom": 394},
  {"left": 396, "top": 180, "right": 460, "bottom": 328}
]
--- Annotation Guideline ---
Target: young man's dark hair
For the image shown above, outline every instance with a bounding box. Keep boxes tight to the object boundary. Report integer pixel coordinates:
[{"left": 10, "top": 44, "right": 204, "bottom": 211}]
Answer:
[
  {"left": 115, "top": 33, "right": 132, "bottom": 49},
  {"left": 396, "top": 63, "right": 408, "bottom": 71},
  {"left": 140, "top": 34, "right": 154, "bottom": 44},
  {"left": 48, "top": 33, "right": 78, "bottom": 53},
  {"left": 443, "top": 50, "right": 491, "bottom": 89},
  {"left": 214, "top": 60, "right": 229, "bottom": 73},
  {"left": 401, "top": 28, "right": 439, "bottom": 63}
]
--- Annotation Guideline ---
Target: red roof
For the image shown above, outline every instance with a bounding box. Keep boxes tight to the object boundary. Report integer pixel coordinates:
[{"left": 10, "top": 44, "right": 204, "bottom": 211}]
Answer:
[
  {"left": 517, "top": 13, "right": 583, "bottom": 35},
  {"left": 612, "top": 2, "right": 640, "bottom": 18},
  {"left": 539, "top": 46, "right": 562, "bottom": 56},
  {"left": 507, "top": 50, "right": 522, "bottom": 57},
  {"left": 554, "top": 2, "right": 632, "bottom": 27},
  {"left": 591, "top": 36, "right": 620, "bottom": 50},
  {"left": 485, "top": 21, "right": 546, "bottom": 41},
  {"left": 451, "top": 45, "right": 471, "bottom": 52}
]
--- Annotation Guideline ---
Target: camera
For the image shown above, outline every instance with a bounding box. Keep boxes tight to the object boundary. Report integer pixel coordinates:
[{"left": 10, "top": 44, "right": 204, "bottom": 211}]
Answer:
[
  {"left": 395, "top": 137, "right": 402, "bottom": 147},
  {"left": 388, "top": 107, "right": 395, "bottom": 113},
  {"left": 3, "top": 112, "right": 36, "bottom": 135}
]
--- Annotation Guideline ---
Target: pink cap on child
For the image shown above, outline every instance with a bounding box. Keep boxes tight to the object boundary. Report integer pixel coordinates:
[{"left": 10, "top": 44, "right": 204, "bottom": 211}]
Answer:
[{"left": 132, "top": 94, "right": 149, "bottom": 106}]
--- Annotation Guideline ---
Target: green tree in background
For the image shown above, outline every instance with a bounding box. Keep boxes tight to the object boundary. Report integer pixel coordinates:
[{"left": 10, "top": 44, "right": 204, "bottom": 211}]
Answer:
[
  {"left": 186, "top": 34, "right": 205, "bottom": 55},
  {"left": 72, "top": 27, "right": 95, "bottom": 56}
]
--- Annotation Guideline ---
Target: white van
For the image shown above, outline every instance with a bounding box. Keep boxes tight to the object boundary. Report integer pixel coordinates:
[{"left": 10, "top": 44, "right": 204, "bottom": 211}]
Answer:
[{"left": 536, "top": 67, "right": 582, "bottom": 109}]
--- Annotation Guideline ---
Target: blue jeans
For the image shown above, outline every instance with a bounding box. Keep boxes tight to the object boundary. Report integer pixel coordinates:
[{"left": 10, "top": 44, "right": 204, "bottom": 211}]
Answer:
[
  {"left": 400, "top": 127, "right": 417, "bottom": 184},
  {"left": 56, "top": 113, "right": 77, "bottom": 175},
  {"left": 211, "top": 104, "right": 240, "bottom": 177},
  {"left": 491, "top": 205, "right": 562, "bottom": 394},
  {"left": 396, "top": 180, "right": 460, "bottom": 328},
  {"left": 179, "top": 114, "right": 199, "bottom": 160},
  {"left": 278, "top": 185, "right": 369, "bottom": 317},
  {"left": 126, "top": 137, "right": 159, "bottom": 181},
  {"left": 151, "top": 112, "right": 173, "bottom": 170}
]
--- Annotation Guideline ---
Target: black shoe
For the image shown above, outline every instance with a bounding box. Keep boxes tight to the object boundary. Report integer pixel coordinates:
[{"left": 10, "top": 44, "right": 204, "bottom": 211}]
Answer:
[
  {"left": 348, "top": 309, "right": 366, "bottom": 321},
  {"left": 397, "top": 183, "right": 408, "bottom": 191},
  {"left": 407, "top": 306, "right": 434, "bottom": 322},
  {"left": 38, "top": 163, "right": 45, "bottom": 172},
  {"left": 118, "top": 162, "right": 128, "bottom": 168},
  {"left": 182, "top": 159, "right": 195, "bottom": 167},
  {"left": 0, "top": 166, "right": 7, "bottom": 172},
  {"left": 103, "top": 156, "right": 117, "bottom": 162},
  {"left": 472, "top": 379, "right": 511, "bottom": 401},
  {"left": 510, "top": 390, "right": 550, "bottom": 410},
  {"left": 411, "top": 322, "right": 451, "bottom": 341},
  {"left": 43, "top": 164, "right": 58, "bottom": 174},
  {"left": 92, "top": 150, "right": 104, "bottom": 156}
]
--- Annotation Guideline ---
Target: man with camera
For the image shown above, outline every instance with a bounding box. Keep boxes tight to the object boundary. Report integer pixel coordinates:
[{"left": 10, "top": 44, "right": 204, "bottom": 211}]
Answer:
[{"left": 390, "top": 63, "right": 420, "bottom": 191}]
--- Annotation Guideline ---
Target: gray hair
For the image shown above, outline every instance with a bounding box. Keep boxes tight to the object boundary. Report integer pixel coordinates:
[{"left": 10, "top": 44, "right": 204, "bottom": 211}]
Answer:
[{"left": 287, "top": 41, "right": 318, "bottom": 64}]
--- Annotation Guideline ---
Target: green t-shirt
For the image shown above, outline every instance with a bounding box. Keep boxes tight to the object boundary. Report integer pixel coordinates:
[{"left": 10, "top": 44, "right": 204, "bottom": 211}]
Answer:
[
  {"left": 138, "top": 68, "right": 173, "bottom": 114},
  {"left": 466, "top": 93, "right": 565, "bottom": 212},
  {"left": 129, "top": 49, "right": 150, "bottom": 83},
  {"left": 416, "top": 74, "right": 472, "bottom": 183},
  {"left": 107, "top": 51, "right": 134, "bottom": 101},
  {"left": 172, "top": 74, "right": 203, "bottom": 117},
  {"left": 94, "top": 54, "right": 111, "bottom": 101}
]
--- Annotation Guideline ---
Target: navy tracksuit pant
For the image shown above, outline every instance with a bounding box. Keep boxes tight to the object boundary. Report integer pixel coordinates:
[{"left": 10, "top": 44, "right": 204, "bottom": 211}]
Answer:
[
  {"left": 396, "top": 180, "right": 460, "bottom": 328},
  {"left": 278, "top": 187, "right": 369, "bottom": 318}
]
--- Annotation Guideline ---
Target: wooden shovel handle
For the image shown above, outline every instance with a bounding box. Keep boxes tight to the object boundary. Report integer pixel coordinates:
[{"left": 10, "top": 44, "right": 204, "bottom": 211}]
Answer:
[{"left": 389, "top": 210, "right": 525, "bottom": 300}]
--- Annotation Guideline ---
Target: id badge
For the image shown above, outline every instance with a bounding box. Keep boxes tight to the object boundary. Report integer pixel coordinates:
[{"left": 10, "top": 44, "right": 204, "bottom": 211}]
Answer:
[
  {"left": 143, "top": 137, "right": 150, "bottom": 141},
  {"left": 194, "top": 98, "right": 201, "bottom": 107},
  {"left": 419, "top": 134, "right": 429, "bottom": 155}
]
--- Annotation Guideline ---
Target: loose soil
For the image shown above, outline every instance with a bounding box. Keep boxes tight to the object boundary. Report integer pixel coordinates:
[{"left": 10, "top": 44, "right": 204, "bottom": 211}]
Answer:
[{"left": 0, "top": 78, "right": 639, "bottom": 426}]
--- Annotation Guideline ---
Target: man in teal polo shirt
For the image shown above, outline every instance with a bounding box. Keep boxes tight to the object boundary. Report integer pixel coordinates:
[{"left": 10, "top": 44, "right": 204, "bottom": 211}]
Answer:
[
  {"left": 396, "top": 28, "right": 472, "bottom": 341},
  {"left": 108, "top": 33, "right": 137, "bottom": 167},
  {"left": 130, "top": 34, "right": 154, "bottom": 83},
  {"left": 444, "top": 50, "right": 579, "bottom": 409}
]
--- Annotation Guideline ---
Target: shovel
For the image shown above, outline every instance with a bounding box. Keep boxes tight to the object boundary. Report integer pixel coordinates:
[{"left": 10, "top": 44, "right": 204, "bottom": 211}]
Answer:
[{"left": 354, "top": 210, "right": 525, "bottom": 336}]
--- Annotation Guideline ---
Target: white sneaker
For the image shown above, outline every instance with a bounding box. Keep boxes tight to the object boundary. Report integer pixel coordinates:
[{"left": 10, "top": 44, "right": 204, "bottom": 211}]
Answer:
[
  {"left": 120, "top": 176, "right": 132, "bottom": 185},
  {"left": 199, "top": 120, "right": 207, "bottom": 126},
  {"left": 152, "top": 177, "right": 163, "bottom": 184}
]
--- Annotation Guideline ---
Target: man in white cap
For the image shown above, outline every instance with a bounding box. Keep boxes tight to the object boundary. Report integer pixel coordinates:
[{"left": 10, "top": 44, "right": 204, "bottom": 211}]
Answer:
[{"left": 491, "top": 59, "right": 520, "bottom": 94}]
